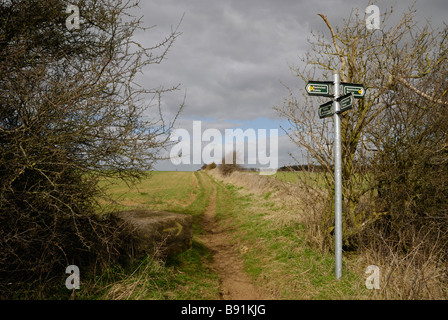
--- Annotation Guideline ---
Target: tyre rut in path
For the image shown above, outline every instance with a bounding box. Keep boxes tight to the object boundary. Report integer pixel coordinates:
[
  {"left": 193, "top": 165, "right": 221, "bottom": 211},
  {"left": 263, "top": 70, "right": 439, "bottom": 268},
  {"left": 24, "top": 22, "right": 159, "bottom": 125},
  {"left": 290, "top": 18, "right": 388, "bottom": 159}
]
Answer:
[{"left": 200, "top": 173, "right": 264, "bottom": 300}]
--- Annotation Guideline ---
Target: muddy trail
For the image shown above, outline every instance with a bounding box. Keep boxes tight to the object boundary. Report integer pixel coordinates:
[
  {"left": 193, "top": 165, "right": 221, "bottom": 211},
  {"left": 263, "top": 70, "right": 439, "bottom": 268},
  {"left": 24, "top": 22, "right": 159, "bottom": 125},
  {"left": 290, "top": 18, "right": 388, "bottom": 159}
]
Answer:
[{"left": 199, "top": 173, "right": 265, "bottom": 300}]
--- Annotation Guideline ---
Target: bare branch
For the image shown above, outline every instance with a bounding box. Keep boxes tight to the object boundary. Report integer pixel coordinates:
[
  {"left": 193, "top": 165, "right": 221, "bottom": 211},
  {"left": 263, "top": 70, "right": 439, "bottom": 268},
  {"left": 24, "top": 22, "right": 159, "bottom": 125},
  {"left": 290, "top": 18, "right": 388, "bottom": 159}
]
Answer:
[{"left": 318, "top": 14, "right": 347, "bottom": 81}]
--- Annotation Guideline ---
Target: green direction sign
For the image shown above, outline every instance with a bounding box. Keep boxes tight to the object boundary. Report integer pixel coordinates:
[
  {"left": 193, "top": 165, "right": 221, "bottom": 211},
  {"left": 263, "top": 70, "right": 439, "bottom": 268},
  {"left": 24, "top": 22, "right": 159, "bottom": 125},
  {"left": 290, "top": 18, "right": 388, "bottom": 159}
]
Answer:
[
  {"left": 306, "top": 81, "right": 333, "bottom": 97},
  {"left": 341, "top": 82, "right": 365, "bottom": 98},
  {"left": 336, "top": 93, "right": 354, "bottom": 114},
  {"left": 318, "top": 100, "right": 334, "bottom": 119}
]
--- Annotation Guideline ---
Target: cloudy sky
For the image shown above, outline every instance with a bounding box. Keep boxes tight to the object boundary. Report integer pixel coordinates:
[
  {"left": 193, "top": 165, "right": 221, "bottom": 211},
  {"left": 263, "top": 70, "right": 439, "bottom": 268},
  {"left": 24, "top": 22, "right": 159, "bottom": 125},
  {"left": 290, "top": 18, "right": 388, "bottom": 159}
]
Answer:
[{"left": 129, "top": 0, "right": 448, "bottom": 171}]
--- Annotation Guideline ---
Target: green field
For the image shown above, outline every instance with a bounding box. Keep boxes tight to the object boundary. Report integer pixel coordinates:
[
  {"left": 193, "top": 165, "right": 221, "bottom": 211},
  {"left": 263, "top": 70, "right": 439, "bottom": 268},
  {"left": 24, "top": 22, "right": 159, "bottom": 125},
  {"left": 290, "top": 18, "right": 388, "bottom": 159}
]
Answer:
[
  {"left": 74, "top": 170, "right": 378, "bottom": 300},
  {"left": 98, "top": 171, "right": 202, "bottom": 212},
  {"left": 272, "top": 171, "right": 329, "bottom": 187}
]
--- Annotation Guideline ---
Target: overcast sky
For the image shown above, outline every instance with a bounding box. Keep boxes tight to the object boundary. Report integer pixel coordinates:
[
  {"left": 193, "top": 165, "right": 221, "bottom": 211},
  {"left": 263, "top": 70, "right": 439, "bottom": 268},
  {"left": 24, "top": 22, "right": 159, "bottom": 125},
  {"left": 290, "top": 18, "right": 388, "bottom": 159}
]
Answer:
[{"left": 129, "top": 0, "right": 448, "bottom": 171}]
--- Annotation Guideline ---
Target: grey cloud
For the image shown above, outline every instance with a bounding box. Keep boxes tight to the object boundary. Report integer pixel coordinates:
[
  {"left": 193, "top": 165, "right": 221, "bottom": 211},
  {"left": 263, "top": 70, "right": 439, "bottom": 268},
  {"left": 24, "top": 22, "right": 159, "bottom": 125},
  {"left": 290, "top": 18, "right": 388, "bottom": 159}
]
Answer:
[{"left": 130, "top": 0, "right": 447, "bottom": 170}]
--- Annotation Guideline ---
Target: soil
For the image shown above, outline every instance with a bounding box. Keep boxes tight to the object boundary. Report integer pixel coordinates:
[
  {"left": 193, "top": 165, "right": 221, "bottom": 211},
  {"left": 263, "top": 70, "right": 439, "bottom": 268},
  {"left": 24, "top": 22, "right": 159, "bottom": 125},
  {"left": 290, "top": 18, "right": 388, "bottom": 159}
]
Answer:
[{"left": 200, "top": 175, "right": 265, "bottom": 300}]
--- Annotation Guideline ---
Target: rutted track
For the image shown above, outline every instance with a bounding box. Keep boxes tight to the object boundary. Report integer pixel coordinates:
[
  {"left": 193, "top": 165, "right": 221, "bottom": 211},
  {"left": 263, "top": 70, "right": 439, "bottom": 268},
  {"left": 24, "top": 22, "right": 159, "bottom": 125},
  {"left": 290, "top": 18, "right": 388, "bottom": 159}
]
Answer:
[{"left": 198, "top": 172, "right": 264, "bottom": 300}]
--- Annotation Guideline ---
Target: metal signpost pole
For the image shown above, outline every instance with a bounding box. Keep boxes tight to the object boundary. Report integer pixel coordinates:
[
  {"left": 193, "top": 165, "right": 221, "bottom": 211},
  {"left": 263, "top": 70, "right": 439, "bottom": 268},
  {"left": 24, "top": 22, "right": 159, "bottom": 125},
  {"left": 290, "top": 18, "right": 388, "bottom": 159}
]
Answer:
[
  {"left": 333, "top": 71, "right": 343, "bottom": 279},
  {"left": 306, "top": 73, "right": 363, "bottom": 279}
]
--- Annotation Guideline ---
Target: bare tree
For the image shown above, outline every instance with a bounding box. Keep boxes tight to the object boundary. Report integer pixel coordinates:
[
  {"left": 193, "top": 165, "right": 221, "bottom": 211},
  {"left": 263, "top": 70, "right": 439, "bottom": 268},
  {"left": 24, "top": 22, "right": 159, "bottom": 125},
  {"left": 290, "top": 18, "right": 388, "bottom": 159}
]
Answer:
[{"left": 276, "top": 3, "right": 448, "bottom": 249}]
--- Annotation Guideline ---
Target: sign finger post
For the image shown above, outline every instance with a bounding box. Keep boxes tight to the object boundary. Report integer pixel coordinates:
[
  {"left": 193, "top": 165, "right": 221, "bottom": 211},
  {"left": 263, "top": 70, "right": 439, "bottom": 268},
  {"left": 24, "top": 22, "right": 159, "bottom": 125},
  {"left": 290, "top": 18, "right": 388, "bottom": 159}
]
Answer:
[{"left": 305, "top": 73, "right": 365, "bottom": 279}]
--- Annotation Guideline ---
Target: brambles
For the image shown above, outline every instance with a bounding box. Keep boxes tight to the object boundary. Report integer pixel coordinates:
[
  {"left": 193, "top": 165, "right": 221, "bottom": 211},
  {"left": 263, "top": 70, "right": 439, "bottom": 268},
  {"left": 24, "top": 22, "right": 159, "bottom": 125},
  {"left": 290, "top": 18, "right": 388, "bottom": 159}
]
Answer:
[{"left": 0, "top": 0, "right": 181, "bottom": 296}]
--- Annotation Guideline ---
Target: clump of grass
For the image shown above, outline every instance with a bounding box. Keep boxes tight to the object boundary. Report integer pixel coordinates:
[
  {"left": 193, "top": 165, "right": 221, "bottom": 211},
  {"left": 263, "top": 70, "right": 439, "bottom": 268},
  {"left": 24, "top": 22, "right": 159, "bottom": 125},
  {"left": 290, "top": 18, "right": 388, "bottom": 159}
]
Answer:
[{"left": 98, "top": 256, "right": 171, "bottom": 300}]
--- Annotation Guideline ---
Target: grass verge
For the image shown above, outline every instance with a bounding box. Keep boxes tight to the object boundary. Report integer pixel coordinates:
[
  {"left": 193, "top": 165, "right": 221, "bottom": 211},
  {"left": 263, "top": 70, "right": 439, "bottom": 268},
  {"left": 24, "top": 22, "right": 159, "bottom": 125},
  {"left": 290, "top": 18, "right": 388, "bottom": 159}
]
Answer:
[{"left": 210, "top": 173, "right": 374, "bottom": 299}]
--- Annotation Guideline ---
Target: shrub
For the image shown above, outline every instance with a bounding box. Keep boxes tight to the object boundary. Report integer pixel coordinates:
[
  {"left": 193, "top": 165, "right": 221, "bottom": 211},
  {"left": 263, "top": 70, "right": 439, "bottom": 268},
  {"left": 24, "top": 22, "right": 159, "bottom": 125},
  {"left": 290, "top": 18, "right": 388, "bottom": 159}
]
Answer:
[
  {"left": 218, "top": 152, "right": 242, "bottom": 177},
  {"left": 0, "top": 0, "right": 180, "bottom": 296},
  {"left": 205, "top": 162, "right": 217, "bottom": 170}
]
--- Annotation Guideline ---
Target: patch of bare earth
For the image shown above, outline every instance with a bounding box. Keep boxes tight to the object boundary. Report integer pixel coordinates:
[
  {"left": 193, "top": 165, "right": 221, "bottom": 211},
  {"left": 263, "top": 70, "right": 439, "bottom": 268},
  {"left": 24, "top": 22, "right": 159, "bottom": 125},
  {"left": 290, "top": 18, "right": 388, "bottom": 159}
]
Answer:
[{"left": 200, "top": 175, "right": 266, "bottom": 300}]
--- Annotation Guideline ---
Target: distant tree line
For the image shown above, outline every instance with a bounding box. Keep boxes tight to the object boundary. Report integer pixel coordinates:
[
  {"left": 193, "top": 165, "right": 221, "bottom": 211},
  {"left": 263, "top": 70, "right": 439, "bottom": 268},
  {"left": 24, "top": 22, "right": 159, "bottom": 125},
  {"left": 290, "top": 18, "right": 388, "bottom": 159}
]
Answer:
[{"left": 277, "top": 165, "right": 326, "bottom": 172}]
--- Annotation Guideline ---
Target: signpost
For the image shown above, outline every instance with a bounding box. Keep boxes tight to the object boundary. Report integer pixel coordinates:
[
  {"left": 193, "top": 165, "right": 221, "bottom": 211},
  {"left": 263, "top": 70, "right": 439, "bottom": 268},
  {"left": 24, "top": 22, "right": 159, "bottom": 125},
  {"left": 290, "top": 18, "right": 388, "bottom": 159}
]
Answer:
[
  {"left": 333, "top": 73, "right": 343, "bottom": 280},
  {"left": 305, "top": 74, "right": 365, "bottom": 279},
  {"left": 341, "top": 82, "right": 365, "bottom": 98},
  {"left": 336, "top": 93, "right": 354, "bottom": 114},
  {"left": 318, "top": 100, "right": 333, "bottom": 119},
  {"left": 305, "top": 81, "right": 333, "bottom": 97}
]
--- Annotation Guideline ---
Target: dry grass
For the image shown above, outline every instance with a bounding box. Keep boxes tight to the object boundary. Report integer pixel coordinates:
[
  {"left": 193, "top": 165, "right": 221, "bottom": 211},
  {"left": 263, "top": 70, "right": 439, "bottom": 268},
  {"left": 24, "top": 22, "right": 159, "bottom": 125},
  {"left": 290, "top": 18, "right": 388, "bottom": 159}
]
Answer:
[
  {"left": 209, "top": 169, "right": 448, "bottom": 300},
  {"left": 102, "top": 257, "right": 167, "bottom": 300},
  {"left": 209, "top": 168, "right": 317, "bottom": 207},
  {"left": 351, "top": 234, "right": 448, "bottom": 300},
  {"left": 208, "top": 169, "right": 329, "bottom": 250}
]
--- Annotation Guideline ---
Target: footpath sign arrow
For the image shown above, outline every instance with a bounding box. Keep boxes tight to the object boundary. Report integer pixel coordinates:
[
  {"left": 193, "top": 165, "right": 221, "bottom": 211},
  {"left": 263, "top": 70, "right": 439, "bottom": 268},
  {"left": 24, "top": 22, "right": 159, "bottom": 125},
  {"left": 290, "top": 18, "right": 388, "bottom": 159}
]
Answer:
[
  {"left": 318, "top": 100, "right": 334, "bottom": 119},
  {"left": 305, "top": 81, "right": 333, "bottom": 97},
  {"left": 341, "top": 82, "right": 365, "bottom": 98},
  {"left": 336, "top": 93, "right": 354, "bottom": 114}
]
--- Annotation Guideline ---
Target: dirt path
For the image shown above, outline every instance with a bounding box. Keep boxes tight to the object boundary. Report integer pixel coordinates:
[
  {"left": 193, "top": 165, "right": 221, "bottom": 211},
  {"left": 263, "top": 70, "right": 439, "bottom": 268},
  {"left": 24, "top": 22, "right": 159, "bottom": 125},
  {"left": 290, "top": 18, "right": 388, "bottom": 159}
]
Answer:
[{"left": 200, "top": 173, "right": 264, "bottom": 300}]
